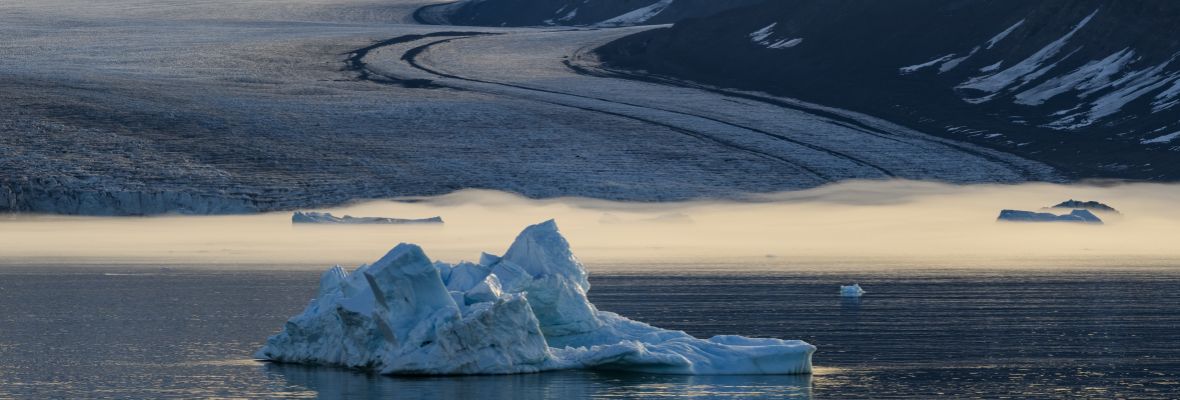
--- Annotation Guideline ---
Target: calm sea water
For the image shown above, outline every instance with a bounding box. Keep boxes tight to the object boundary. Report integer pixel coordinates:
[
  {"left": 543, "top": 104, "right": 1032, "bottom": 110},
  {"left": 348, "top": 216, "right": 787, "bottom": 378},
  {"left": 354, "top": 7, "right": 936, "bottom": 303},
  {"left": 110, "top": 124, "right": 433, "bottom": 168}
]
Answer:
[{"left": 0, "top": 265, "right": 1177, "bottom": 399}]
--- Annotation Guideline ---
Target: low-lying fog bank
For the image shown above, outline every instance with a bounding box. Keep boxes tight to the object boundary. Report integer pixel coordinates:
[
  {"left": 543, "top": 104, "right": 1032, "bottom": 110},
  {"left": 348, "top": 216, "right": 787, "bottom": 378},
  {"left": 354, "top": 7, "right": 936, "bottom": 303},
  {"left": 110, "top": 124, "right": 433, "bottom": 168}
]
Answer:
[{"left": 1, "top": 180, "right": 1177, "bottom": 269}]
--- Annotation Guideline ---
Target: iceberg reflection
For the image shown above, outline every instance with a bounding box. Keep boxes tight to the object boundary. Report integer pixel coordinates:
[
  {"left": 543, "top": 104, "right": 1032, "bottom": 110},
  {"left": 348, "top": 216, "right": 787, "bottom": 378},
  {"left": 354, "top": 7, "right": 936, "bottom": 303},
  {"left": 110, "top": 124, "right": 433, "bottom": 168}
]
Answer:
[{"left": 263, "top": 363, "right": 813, "bottom": 399}]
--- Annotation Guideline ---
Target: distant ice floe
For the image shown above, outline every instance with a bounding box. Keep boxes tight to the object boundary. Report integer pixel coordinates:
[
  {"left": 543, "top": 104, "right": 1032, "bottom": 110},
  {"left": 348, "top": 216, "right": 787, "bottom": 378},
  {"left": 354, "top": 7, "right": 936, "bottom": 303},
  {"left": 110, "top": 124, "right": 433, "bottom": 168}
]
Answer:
[
  {"left": 557, "top": 8, "right": 577, "bottom": 23},
  {"left": 997, "top": 209, "right": 1103, "bottom": 224},
  {"left": 1045, "top": 199, "right": 1120, "bottom": 214},
  {"left": 257, "top": 220, "right": 815, "bottom": 375},
  {"left": 292, "top": 211, "right": 443, "bottom": 225},
  {"left": 840, "top": 284, "right": 865, "bottom": 298}
]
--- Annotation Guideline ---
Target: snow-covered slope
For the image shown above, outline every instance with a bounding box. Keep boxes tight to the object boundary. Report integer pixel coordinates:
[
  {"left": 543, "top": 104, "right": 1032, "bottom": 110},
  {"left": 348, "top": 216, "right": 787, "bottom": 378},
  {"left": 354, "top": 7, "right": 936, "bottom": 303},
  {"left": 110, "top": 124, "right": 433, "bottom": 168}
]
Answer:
[
  {"left": 599, "top": 0, "right": 1180, "bottom": 181},
  {"left": 421, "top": 0, "right": 761, "bottom": 27},
  {"left": 257, "top": 220, "right": 815, "bottom": 375}
]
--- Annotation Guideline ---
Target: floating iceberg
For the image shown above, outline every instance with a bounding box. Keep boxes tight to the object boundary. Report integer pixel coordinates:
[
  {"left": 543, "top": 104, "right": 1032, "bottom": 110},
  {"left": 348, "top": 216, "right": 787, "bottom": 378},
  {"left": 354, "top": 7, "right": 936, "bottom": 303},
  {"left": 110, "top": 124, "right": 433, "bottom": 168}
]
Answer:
[
  {"left": 292, "top": 211, "right": 443, "bottom": 225},
  {"left": 256, "top": 220, "right": 814, "bottom": 375},
  {"left": 997, "top": 209, "right": 1103, "bottom": 224},
  {"left": 840, "top": 284, "right": 865, "bottom": 297},
  {"left": 1046, "top": 199, "right": 1120, "bottom": 214}
]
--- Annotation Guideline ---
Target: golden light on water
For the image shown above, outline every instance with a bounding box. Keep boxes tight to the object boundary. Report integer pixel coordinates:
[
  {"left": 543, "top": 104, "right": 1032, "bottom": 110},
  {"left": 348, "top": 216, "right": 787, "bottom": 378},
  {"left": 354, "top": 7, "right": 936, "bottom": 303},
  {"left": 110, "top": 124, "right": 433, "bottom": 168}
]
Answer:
[{"left": 1, "top": 180, "right": 1178, "bottom": 269}]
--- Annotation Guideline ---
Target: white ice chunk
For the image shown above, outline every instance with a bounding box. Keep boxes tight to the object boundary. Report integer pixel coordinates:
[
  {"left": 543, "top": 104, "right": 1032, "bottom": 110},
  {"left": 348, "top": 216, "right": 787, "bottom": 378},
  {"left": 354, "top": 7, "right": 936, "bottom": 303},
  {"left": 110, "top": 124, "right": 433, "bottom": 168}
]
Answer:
[
  {"left": 257, "top": 220, "right": 815, "bottom": 376},
  {"left": 478, "top": 252, "right": 501, "bottom": 267},
  {"left": 445, "top": 261, "right": 491, "bottom": 292},
  {"left": 489, "top": 259, "right": 533, "bottom": 293},
  {"left": 840, "top": 284, "right": 865, "bottom": 297},
  {"left": 465, "top": 274, "right": 503, "bottom": 305}
]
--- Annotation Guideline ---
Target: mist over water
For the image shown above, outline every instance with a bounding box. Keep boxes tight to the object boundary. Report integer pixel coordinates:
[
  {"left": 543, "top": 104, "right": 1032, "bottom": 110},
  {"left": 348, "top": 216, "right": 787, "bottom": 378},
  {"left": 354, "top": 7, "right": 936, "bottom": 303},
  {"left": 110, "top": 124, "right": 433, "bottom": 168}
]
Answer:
[{"left": 2, "top": 180, "right": 1178, "bottom": 269}]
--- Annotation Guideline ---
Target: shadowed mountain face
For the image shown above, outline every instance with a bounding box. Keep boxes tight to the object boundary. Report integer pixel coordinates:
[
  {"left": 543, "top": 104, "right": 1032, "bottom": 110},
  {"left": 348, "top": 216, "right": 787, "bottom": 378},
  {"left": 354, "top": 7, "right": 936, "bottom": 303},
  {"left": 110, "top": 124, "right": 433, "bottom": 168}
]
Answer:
[
  {"left": 598, "top": 0, "right": 1180, "bottom": 181},
  {"left": 432, "top": 0, "right": 761, "bottom": 26}
]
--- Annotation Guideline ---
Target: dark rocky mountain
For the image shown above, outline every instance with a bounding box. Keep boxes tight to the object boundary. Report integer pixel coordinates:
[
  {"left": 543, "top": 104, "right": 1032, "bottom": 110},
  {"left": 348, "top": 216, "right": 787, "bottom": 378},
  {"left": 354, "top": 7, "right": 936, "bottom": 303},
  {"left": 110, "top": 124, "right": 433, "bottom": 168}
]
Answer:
[
  {"left": 422, "top": 0, "right": 761, "bottom": 27},
  {"left": 597, "top": 0, "right": 1180, "bottom": 181}
]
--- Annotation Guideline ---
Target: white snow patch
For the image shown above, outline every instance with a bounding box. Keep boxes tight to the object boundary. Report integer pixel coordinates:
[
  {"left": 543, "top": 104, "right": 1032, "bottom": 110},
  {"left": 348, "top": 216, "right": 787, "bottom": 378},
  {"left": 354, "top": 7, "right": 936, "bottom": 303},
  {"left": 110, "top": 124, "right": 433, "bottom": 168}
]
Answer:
[
  {"left": 1014, "top": 48, "right": 1136, "bottom": 106},
  {"left": 979, "top": 61, "right": 1003, "bottom": 73},
  {"left": 1153, "top": 79, "right": 1180, "bottom": 112},
  {"left": 1142, "top": 131, "right": 1180, "bottom": 144},
  {"left": 747, "top": 23, "right": 801, "bottom": 50},
  {"left": 764, "top": 37, "right": 802, "bottom": 49},
  {"left": 1048, "top": 56, "right": 1180, "bottom": 129},
  {"left": 749, "top": 23, "right": 777, "bottom": 43},
  {"left": 256, "top": 220, "right": 815, "bottom": 375},
  {"left": 900, "top": 54, "right": 956, "bottom": 75},
  {"left": 939, "top": 47, "right": 980, "bottom": 73},
  {"left": 598, "top": 0, "right": 675, "bottom": 27},
  {"left": 986, "top": 19, "right": 1025, "bottom": 49},
  {"left": 957, "top": 9, "right": 1099, "bottom": 97},
  {"left": 767, "top": 38, "right": 804, "bottom": 49},
  {"left": 557, "top": 8, "right": 578, "bottom": 22}
]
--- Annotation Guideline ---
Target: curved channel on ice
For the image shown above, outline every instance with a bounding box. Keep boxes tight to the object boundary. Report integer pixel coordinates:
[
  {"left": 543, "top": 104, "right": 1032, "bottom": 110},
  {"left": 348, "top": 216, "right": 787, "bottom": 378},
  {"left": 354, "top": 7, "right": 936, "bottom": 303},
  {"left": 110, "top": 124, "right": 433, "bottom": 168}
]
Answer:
[{"left": 256, "top": 220, "right": 815, "bottom": 375}]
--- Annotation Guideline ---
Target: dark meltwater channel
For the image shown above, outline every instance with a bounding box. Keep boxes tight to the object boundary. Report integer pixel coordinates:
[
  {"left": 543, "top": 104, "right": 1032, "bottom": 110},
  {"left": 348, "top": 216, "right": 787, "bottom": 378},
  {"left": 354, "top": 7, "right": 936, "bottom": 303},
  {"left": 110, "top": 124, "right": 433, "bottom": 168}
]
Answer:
[{"left": 0, "top": 266, "right": 1177, "bottom": 399}]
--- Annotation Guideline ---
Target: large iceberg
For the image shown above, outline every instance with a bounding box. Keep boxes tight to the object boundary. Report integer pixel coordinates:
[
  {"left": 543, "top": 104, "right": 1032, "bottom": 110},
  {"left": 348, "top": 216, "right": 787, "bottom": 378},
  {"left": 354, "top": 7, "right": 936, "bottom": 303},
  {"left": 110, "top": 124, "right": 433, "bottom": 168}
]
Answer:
[
  {"left": 1046, "top": 199, "right": 1120, "bottom": 214},
  {"left": 256, "top": 220, "right": 814, "bottom": 375}
]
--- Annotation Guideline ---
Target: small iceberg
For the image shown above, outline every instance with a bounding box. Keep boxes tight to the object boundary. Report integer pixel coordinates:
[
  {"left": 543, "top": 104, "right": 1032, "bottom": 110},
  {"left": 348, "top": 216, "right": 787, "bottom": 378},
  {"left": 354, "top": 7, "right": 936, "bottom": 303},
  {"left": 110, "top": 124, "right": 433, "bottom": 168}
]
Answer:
[
  {"left": 256, "top": 220, "right": 814, "bottom": 375},
  {"left": 997, "top": 209, "right": 1103, "bottom": 224},
  {"left": 292, "top": 211, "right": 443, "bottom": 225},
  {"left": 840, "top": 284, "right": 865, "bottom": 297},
  {"left": 1046, "top": 199, "right": 1120, "bottom": 214}
]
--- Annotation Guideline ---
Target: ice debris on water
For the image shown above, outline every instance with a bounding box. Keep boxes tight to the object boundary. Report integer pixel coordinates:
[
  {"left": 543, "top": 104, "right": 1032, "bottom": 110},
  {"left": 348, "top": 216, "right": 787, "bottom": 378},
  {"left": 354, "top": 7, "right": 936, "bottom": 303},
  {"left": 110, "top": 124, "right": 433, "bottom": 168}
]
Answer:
[
  {"left": 997, "top": 209, "right": 1103, "bottom": 224},
  {"left": 840, "top": 284, "right": 865, "bottom": 298}
]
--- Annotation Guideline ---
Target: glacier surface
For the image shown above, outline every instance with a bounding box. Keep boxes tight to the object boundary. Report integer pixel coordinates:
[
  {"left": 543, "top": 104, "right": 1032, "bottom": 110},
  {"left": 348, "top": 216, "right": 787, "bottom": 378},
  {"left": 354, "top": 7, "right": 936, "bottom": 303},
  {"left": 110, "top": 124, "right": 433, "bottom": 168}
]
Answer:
[{"left": 256, "top": 220, "right": 815, "bottom": 375}]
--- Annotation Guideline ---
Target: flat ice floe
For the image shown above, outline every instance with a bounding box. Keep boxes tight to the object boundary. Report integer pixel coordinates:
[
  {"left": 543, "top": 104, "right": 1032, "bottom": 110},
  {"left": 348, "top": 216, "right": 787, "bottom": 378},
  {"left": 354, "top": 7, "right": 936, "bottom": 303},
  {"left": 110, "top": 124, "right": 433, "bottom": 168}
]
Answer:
[{"left": 256, "top": 220, "right": 815, "bottom": 375}]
